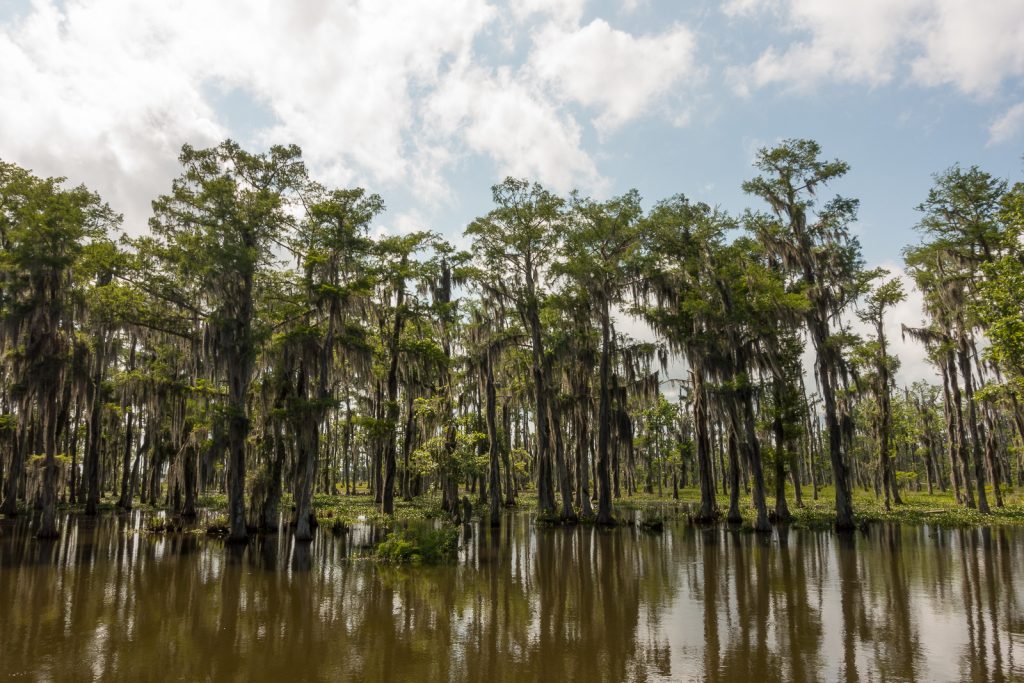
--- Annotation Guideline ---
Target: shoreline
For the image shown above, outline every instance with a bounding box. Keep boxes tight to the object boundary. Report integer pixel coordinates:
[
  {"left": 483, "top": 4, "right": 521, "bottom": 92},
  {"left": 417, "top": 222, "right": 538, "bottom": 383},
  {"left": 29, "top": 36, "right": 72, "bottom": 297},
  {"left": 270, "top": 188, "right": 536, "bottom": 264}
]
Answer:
[{"left": 8, "top": 485, "right": 1024, "bottom": 534}]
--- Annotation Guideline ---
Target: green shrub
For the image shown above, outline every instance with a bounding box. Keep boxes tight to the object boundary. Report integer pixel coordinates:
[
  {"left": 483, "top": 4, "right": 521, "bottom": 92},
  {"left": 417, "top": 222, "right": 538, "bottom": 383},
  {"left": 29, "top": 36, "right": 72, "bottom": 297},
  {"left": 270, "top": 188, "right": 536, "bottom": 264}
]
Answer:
[
  {"left": 375, "top": 526, "right": 458, "bottom": 565},
  {"left": 145, "top": 514, "right": 189, "bottom": 534},
  {"left": 206, "top": 515, "right": 230, "bottom": 536}
]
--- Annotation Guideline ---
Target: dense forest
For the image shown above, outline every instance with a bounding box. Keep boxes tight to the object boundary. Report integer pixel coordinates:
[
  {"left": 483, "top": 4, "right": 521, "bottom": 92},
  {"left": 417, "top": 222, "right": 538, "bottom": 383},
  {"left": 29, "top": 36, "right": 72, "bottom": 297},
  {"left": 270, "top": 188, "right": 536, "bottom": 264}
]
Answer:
[{"left": 1, "top": 138, "right": 1022, "bottom": 542}]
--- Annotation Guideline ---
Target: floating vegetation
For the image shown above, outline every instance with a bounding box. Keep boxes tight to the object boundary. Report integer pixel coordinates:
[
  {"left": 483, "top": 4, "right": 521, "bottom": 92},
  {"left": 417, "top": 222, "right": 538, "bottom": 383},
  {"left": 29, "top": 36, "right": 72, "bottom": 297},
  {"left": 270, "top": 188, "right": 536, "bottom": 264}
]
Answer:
[
  {"left": 374, "top": 526, "right": 459, "bottom": 565},
  {"left": 205, "top": 515, "right": 230, "bottom": 536},
  {"left": 144, "top": 515, "right": 190, "bottom": 534}
]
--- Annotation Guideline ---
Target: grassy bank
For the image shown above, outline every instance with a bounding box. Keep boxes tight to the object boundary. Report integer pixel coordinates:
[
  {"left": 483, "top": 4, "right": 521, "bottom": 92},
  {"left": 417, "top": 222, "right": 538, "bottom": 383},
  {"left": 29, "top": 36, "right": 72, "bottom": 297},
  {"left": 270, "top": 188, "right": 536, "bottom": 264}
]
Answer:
[
  {"left": 35, "top": 482, "right": 1024, "bottom": 531},
  {"left": 597, "top": 485, "right": 1024, "bottom": 530}
]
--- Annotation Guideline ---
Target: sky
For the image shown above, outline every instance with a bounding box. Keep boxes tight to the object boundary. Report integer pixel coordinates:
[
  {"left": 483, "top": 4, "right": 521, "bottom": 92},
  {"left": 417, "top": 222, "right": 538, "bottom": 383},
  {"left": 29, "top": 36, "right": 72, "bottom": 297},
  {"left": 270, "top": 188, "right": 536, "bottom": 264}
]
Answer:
[{"left": 2, "top": 0, "right": 1023, "bottom": 385}]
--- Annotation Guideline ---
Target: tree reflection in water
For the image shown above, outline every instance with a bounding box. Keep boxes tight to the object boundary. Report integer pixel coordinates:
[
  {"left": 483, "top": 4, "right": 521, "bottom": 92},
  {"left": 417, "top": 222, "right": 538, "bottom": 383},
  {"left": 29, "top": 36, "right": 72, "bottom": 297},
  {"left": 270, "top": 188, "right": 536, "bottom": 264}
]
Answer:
[{"left": 0, "top": 512, "right": 1022, "bottom": 681}]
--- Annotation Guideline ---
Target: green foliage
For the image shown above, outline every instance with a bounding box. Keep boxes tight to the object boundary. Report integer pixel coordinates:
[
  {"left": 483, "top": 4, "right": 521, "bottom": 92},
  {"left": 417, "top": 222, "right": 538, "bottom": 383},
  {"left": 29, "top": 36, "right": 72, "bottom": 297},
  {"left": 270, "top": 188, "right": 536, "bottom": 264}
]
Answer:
[
  {"left": 145, "top": 514, "right": 191, "bottom": 534},
  {"left": 639, "top": 515, "right": 665, "bottom": 532},
  {"left": 374, "top": 526, "right": 459, "bottom": 565},
  {"left": 6, "top": 136, "right": 1024, "bottom": 544},
  {"left": 205, "top": 515, "right": 230, "bottom": 536},
  {"left": 326, "top": 516, "right": 349, "bottom": 535}
]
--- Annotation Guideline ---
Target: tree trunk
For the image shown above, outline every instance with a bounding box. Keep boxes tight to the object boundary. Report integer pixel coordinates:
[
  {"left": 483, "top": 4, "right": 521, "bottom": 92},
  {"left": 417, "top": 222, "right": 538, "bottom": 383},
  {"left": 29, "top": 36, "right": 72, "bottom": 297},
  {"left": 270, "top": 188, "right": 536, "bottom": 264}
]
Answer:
[
  {"left": 180, "top": 438, "right": 198, "bottom": 518},
  {"left": 595, "top": 306, "right": 614, "bottom": 525},
  {"left": 117, "top": 336, "right": 138, "bottom": 509},
  {"left": 293, "top": 416, "right": 319, "bottom": 540},
  {"left": 739, "top": 392, "right": 771, "bottom": 532},
  {"left": 501, "top": 401, "right": 516, "bottom": 506},
  {"left": 225, "top": 315, "right": 253, "bottom": 544},
  {"left": 1, "top": 396, "right": 30, "bottom": 516},
  {"left": 546, "top": 372, "right": 576, "bottom": 522},
  {"left": 124, "top": 425, "right": 149, "bottom": 511},
  {"left": 485, "top": 351, "right": 502, "bottom": 527},
  {"left": 957, "top": 338, "right": 989, "bottom": 513},
  {"left": 526, "top": 307, "right": 556, "bottom": 515},
  {"left": 84, "top": 333, "right": 109, "bottom": 516},
  {"left": 941, "top": 359, "right": 967, "bottom": 504},
  {"left": 772, "top": 390, "right": 791, "bottom": 522},
  {"left": 983, "top": 407, "right": 1004, "bottom": 508},
  {"left": 574, "top": 392, "right": 594, "bottom": 518},
  {"left": 818, "top": 350, "right": 854, "bottom": 530},
  {"left": 381, "top": 276, "right": 406, "bottom": 516},
  {"left": 726, "top": 430, "right": 742, "bottom": 524},
  {"left": 37, "top": 399, "right": 60, "bottom": 539},
  {"left": 805, "top": 299, "right": 854, "bottom": 529},
  {"left": 693, "top": 371, "right": 718, "bottom": 522}
]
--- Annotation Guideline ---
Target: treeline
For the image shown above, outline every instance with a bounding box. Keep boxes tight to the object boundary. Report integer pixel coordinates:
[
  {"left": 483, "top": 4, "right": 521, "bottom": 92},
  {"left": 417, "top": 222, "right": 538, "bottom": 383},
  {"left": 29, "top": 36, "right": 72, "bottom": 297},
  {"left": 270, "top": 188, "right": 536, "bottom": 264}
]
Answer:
[{"left": 0, "top": 139, "right": 1021, "bottom": 541}]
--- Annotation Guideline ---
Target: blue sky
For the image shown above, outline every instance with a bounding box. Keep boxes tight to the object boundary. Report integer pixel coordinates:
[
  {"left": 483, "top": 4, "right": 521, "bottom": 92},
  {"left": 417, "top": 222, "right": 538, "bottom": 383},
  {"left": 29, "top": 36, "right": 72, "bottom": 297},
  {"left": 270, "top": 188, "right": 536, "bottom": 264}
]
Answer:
[{"left": 2, "top": 0, "right": 1023, "bottom": 381}]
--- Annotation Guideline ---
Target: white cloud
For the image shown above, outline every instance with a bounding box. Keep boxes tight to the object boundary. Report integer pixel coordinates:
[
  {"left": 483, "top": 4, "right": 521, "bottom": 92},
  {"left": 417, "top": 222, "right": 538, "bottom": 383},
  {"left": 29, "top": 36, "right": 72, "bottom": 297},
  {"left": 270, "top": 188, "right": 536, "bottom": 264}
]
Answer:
[
  {"left": 988, "top": 102, "right": 1024, "bottom": 146},
  {"left": 0, "top": 0, "right": 226, "bottom": 230},
  {"left": 6, "top": 0, "right": 705, "bottom": 233},
  {"left": 911, "top": 1, "right": 1024, "bottom": 96},
  {"left": 376, "top": 209, "right": 428, "bottom": 238},
  {"left": 426, "top": 63, "right": 604, "bottom": 194},
  {"left": 0, "top": 0, "right": 500, "bottom": 230},
  {"left": 530, "top": 19, "right": 699, "bottom": 131},
  {"left": 730, "top": 0, "right": 928, "bottom": 93},
  {"left": 729, "top": 0, "right": 1024, "bottom": 97}
]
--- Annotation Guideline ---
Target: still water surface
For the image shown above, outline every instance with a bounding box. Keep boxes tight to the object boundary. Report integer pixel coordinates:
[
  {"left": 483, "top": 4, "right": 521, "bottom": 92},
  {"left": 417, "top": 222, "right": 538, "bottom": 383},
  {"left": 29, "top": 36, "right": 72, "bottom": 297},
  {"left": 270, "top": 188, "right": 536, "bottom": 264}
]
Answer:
[{"left": 1, "top": 511, "right": 1021, "bottom": 681}]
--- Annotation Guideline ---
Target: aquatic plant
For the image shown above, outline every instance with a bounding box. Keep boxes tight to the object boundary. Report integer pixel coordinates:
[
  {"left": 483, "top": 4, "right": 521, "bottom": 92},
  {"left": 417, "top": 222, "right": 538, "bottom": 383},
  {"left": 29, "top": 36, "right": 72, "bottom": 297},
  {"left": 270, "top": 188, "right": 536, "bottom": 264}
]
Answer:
[{"left": 374, "top": 526, "right": 459, "bottom": 565}]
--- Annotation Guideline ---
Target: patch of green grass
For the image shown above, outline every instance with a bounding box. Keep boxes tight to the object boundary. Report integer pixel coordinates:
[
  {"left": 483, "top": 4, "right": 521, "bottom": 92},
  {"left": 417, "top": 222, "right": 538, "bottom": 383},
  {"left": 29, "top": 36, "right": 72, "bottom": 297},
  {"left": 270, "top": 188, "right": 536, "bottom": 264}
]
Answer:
[
  {"left": 789, "top": 489, "right": 1024, "bottom": 529},
  {"left": 197, "top": 493, "right": 228, "bottom": 510},
  {"left": 205, "top": 515, "right": 230, "bottom": 536},
  {"left": 374, "top": 526, "right": 459, "bottom": 565},
  {"left": 143, "top": 514, "right": 193, "bottom": 534},
  {"left": 514, "top": 484, "right": 1024, "bottom": 530},
  {"left": 700, "top": 485, "right": 1024, "bottom": 530},
  {"left": 325, "top": 516, "right": 349, "bottom": 535},
  {"left": 46, "top": 480, "right": 1024, "bottom": 534},
  {"left": 312, "top": 493, "right": 446, "bottom": 528}
]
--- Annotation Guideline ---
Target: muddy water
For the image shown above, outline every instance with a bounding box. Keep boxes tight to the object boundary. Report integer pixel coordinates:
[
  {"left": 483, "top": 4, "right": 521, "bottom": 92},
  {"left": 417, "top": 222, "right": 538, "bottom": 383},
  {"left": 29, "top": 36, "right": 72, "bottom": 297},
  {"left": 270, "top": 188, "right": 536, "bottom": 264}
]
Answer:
[{"left": 0, "top": 511, "right": 1021, "bottom": 681}]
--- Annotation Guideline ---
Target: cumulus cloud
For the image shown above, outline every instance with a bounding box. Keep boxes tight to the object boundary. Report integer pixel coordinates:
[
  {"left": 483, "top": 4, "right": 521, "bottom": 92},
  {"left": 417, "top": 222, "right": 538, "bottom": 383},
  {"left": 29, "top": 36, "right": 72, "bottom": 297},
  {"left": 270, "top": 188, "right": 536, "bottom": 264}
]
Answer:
[
  {"left": 529, "top": 19, "right": 699, "bottom": 132},
  {"left": 426, "top": 63, "right": 604, "bottom": 194},
  {"left": 0, "top": 0, "right": 700, "bottom": 233},
  {"left": 911, "top": 1, "right": 1024, "bottom": 96},
  {"left": 728, "top": 0, "right": 1024, "bottom": 97},
  {"left": 0, "top": 0, "right": 495, "bottom": 229},
  {"left": 728, "top": 1, "right": 929, "bottom": 92},
  {"left": 375, "top": 209, "right": 429, "bottom": 239}
]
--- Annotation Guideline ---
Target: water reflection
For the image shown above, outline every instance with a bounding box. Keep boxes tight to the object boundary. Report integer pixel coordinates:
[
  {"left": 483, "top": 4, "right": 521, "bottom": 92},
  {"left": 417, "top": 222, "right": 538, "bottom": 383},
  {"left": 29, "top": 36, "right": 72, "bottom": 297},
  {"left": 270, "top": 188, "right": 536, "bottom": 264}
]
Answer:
[{"left": 1, "top": 512, "right": 1022, "bottom": 681}]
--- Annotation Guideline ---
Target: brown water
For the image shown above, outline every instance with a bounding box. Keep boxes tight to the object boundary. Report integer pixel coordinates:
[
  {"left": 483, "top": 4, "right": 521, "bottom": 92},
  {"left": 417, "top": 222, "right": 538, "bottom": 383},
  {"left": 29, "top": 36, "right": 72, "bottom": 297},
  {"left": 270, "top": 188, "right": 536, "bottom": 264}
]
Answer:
[{"left": 1, "top": 512, "right": 1022, "bottom": 682}]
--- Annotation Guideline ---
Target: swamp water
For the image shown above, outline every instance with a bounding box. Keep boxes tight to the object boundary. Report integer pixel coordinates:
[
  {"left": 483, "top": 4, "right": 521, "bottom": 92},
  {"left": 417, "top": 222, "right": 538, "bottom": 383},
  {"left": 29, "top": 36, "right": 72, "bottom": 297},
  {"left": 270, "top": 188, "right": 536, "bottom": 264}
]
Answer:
[{"left": 1, "top": 511, "right": 1022, "bottom": 681}]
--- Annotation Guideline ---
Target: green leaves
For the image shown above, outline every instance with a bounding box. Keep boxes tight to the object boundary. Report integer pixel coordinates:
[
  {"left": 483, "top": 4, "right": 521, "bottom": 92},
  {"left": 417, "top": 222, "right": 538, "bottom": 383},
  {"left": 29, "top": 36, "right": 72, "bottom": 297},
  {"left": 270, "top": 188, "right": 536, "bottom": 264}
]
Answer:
[{"left": 466, "top": 177, "right": 565, "bottom": 300}]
